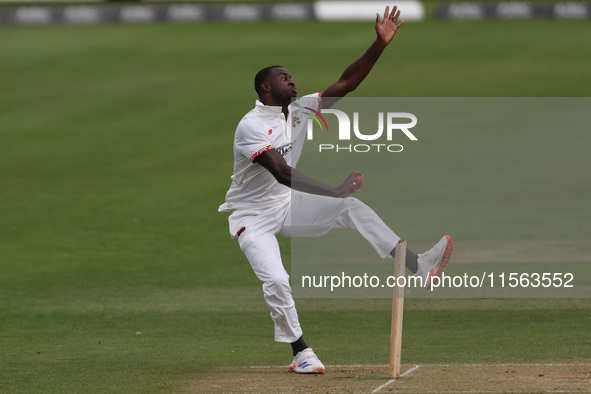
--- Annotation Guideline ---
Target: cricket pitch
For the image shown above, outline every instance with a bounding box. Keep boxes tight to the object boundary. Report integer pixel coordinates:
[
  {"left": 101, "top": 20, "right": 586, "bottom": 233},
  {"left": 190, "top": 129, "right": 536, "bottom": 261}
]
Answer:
[{"left": 190, "top": 362, "right": 591, "bottom": 392}]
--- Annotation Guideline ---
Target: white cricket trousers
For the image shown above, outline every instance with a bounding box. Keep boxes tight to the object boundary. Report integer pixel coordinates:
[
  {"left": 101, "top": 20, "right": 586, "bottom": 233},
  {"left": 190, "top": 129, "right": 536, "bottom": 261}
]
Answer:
[{"left": 228, "top": 191, "right": 400, "bottom": 343}]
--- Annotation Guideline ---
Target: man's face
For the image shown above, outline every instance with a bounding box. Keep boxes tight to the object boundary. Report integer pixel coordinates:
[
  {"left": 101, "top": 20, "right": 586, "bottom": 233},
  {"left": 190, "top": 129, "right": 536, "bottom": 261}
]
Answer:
[{"left": 265, "top": 67, "right": 297, "bottom": 104}]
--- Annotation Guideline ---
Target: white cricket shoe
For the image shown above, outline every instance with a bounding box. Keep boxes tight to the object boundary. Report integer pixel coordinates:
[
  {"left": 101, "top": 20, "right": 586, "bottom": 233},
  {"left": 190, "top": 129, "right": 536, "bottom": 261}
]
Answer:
[
  {"left": 289, "top": 348, "right": 325, "bottom": 374},
  {"left": 415, "top": 235, "right": 453, "bottom": 290}
]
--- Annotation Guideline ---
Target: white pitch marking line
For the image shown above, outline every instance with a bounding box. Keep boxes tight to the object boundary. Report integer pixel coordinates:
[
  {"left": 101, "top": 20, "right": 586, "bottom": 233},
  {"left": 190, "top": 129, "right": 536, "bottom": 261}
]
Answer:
[{"left": 372, "top": 364, "right": 420, "bottom": 393}]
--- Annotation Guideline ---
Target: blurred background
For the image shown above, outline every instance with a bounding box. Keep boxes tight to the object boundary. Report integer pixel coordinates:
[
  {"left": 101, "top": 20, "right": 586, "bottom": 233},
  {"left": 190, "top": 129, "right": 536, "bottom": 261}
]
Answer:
[{"left": 1, "top": 0, "right": 590, "bottom": 24}]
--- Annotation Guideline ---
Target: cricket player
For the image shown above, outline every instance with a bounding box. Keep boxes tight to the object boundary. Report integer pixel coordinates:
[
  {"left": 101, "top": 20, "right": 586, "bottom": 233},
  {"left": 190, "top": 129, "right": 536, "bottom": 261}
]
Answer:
[{"left": 218, "top": 6, "right": 453, "bottom": 374}]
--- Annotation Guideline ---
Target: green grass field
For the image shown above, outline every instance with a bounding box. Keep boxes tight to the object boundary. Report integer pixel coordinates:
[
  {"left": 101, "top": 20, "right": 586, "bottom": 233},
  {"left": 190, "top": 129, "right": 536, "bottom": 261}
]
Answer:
[{"left": 1, "top": 18, "right": 590, "bottom": 392}]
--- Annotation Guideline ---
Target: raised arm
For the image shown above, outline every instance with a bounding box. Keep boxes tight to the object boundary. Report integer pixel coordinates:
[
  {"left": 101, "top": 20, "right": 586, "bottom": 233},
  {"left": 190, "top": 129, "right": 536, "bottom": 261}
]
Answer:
[
  {"left": 322, "top": 6, "right": 405, "bottom": 100},
  {"left": 255, "top": 149, "right": 361, "bottom": 198}
]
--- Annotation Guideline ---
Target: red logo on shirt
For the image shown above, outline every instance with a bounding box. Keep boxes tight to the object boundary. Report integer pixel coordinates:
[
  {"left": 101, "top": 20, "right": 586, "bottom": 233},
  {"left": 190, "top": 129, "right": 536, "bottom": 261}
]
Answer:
[{"left": 268, "top": 129, "right": 273, "bottom": 135}]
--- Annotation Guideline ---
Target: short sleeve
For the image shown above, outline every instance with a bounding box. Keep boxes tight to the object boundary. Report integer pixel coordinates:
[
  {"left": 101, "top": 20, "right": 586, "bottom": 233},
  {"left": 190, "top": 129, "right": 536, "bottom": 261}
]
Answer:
[
  {"left": 298, "top": 92, "right": 322, "bottom": 113},
  {"left": 235, "top": 118, "right": 273, "bottom": 163}
]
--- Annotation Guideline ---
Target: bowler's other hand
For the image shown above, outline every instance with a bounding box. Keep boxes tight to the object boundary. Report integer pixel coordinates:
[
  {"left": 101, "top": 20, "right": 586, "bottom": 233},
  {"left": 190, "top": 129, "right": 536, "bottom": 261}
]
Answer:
[
  {"left": 376, "top": 5, "right": 405, "bottom": 46},
  {"left": 334, "top": 171, "right": 363, "bottom": 198}
]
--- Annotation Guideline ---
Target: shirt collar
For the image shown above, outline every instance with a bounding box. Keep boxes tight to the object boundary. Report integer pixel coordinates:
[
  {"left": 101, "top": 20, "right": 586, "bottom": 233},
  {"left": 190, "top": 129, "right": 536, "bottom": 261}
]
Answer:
[
  {"left": 255, "top": 100, "right": 283, "bottom": 114},
  {"left": 255, "top": 99, "right": 300, "bottom": 115}
]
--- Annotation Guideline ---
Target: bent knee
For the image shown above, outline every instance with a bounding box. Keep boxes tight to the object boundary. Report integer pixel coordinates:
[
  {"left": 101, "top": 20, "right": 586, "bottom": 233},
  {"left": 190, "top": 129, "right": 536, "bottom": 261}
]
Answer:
[
  {"left": 262, "top": 274, "right": 294, "bottom": 306},
  {"left": 343, "top": 196, "right": 366, "bottom": 210},
  {"left": 264, "top": 273, "right": 290, "bottom": 289}
]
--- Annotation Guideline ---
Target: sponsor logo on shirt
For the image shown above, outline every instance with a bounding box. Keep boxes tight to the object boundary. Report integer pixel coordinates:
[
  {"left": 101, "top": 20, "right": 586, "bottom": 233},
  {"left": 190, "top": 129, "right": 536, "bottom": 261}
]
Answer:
[{"left": 276, "top": 143, "right": 293, "bottom": 157}]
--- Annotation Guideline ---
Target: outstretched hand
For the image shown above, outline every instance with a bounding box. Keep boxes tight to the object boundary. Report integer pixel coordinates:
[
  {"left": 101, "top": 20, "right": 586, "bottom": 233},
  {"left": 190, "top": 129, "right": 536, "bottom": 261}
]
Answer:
[{"left": 375, "top": 5, "right": 405, "bottom": 46}]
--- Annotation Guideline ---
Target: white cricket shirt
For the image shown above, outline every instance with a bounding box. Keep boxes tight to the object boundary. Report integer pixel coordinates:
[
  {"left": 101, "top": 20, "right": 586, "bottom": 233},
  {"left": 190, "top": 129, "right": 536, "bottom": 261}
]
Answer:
[{"left": 219, "top": 93, "right": 322, "bottom": 212}]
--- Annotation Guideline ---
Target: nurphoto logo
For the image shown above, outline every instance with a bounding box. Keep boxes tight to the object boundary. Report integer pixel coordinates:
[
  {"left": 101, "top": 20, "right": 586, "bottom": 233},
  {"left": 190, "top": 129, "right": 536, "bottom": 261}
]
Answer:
[{"left": 305, "top": 109, "right": 418, "bottom": 153}]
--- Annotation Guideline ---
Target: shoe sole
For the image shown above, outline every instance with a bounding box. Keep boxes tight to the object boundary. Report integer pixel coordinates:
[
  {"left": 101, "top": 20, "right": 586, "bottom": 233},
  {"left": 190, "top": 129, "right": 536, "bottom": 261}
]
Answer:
[
  {"left": 426, "top": 235, "right": 453, "bottom": 290},
  {"left": 289, "top": 366, "right": 325, "bottom": 374}
]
